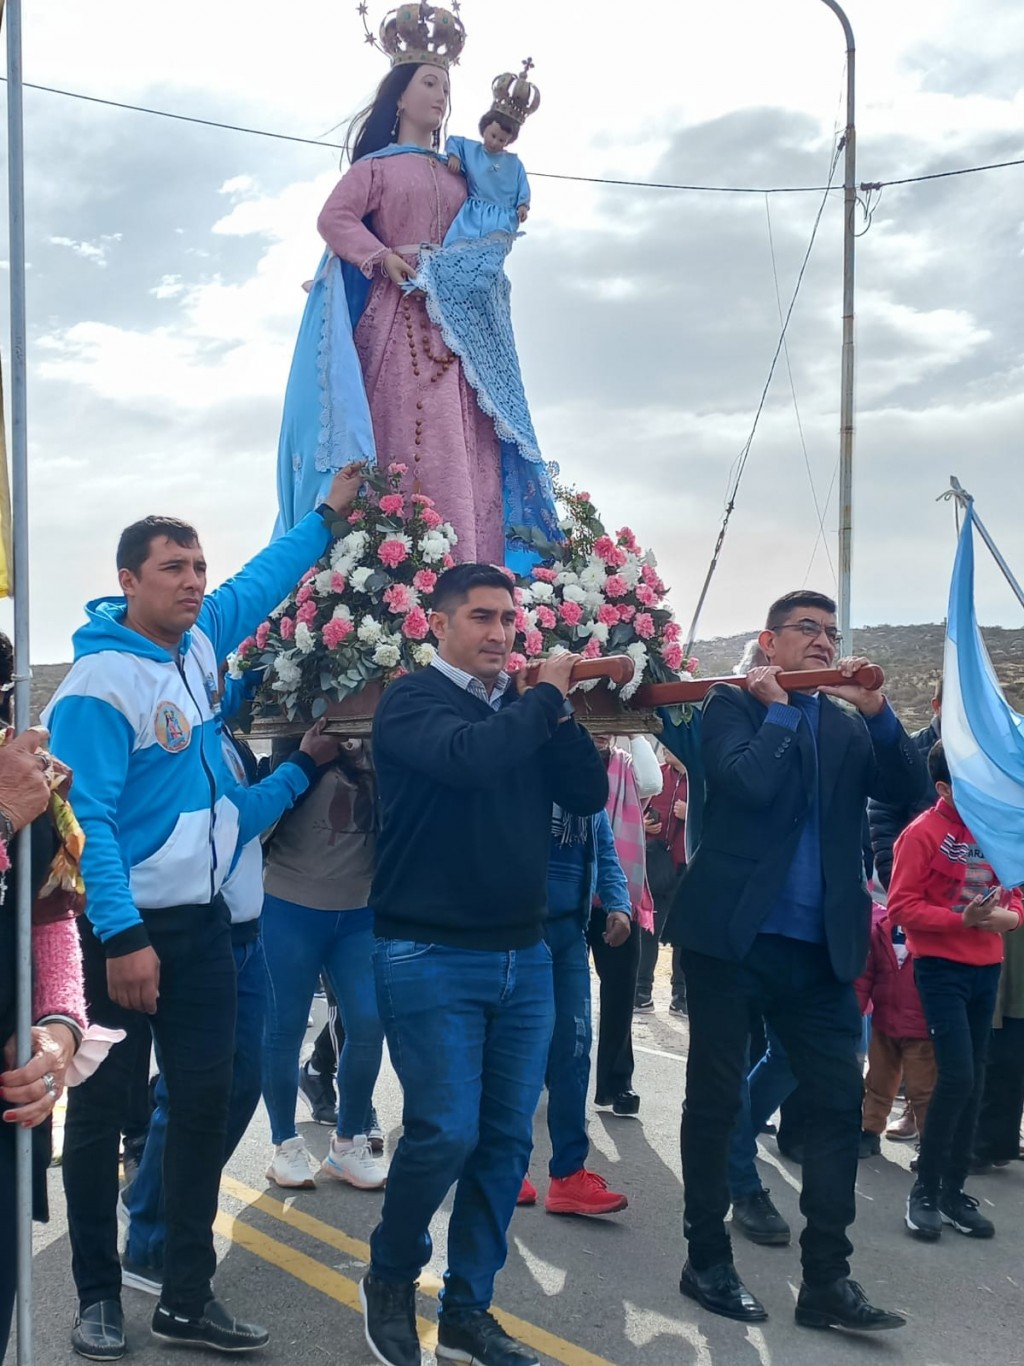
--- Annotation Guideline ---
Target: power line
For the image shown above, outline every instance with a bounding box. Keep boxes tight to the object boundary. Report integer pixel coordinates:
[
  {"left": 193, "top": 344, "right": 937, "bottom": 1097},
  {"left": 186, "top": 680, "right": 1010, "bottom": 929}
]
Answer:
[{"left": 6, "top": 76, "right": 1023, "bottom": 197}]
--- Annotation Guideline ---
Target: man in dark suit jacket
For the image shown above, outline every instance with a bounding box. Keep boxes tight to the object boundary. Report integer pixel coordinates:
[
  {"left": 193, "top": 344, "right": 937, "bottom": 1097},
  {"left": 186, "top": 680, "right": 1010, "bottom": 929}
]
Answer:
[{"left": 665, "top": 590, "right": 926, "bottom": 1333}]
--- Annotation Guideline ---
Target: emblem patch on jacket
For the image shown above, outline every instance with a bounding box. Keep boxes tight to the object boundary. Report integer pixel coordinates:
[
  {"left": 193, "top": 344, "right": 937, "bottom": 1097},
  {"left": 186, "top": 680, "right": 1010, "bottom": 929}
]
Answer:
[{"left": 154, "top": 701, "right": 192, "bottom": 753}]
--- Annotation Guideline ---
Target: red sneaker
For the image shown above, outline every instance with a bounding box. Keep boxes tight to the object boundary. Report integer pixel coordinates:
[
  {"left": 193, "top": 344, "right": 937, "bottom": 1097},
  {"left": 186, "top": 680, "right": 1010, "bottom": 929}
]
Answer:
[
  {"left": 517, "top": 1175, "right": 538, "bottom": 1206},
  {"left": 545, "top": 1169, "right": 628, "bottom": 1216}
]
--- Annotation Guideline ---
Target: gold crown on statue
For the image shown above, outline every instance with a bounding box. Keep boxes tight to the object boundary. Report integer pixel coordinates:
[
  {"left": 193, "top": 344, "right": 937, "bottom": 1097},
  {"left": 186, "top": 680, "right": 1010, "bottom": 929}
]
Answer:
[
  {"left": 358, "top": 2, "right": 467, "bottom": 69},
  {"left": 489, "top": 57, "right": 541, "bottom": 126}
]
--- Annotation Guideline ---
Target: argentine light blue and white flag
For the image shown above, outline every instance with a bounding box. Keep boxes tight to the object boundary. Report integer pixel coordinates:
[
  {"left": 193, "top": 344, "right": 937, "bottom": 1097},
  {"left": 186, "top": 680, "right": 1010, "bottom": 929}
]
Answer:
[{"left": 943, "top": 503, "right": 1024, "bottom": 888}]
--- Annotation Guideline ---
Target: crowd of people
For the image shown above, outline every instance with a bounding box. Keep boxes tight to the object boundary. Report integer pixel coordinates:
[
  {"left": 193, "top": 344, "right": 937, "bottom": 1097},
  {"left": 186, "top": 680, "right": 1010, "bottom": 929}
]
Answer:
[{"left": 0, "top": 480, "right": 1022, "bottom": 1366}]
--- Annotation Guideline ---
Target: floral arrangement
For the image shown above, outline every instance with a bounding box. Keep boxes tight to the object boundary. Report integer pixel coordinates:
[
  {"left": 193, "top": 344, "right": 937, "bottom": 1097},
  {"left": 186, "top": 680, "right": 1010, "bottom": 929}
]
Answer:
[
  {"left": 230, "top": 463, "right": 454, "bottom": 720},
  {"left": 508, "top": 486, "right": 697, "bottom": 701}
]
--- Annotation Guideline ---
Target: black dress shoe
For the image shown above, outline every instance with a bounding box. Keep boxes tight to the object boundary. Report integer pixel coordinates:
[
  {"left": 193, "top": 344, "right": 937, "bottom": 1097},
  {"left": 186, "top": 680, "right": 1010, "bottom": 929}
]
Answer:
[
  {"left": 795, "top": 1278, "right": 906, "bottom": 1332},
  {"left": 437, "top": 1309, "right": 539, "bottom": 1365},
  {"left": 71, "top": 1300, "right": 126, "bottom": 1361},
  {"left": 731, "top": 1188, "right": 791, "bottom": 1246},
  {"left": 679, "top": 1260, "right": 768, "bottom": 1322},
  {"left": 151, "top": 1298, "right": 269, "bottom": 1352},
  {"left": 595, "top": 1088, "right": 641, "bottom": 1116}
]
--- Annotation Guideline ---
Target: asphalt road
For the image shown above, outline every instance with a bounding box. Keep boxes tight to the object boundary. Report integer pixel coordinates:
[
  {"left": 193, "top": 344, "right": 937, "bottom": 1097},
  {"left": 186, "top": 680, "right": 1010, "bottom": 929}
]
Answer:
[{"left": 14, "top": 971, "right": 1024, "bottom": 1366}]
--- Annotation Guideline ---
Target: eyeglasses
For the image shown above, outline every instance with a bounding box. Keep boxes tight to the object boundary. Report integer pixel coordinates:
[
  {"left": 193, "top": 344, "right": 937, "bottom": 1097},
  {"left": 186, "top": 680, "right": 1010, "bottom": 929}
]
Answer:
[{"left": 776, "top": 619, "right": 842, "bottom": 646}]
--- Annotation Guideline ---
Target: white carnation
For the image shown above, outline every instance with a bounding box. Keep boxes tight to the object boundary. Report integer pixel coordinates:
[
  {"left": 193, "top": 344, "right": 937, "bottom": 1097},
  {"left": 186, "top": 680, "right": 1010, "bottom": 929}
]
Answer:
[
  {"left": 530, "top": 581, "right": 554, "bottom": 603},
  {"left": 314, "top": 569, "right": 335, "bottom": 596},
  {"left": 272, "top": 653, "right": 302, "bottom": 689},
  {"left": 517, "top": 586, "right": 535, "bottom": 606},
  {"left": 583, "top": 590, "right": 606, "bottom": 611},
  {"left": 350, "top": 566, "right": 374, "bottom": 592},
  {"left": 357, "top": 616, "right": 383, "bottom": 645},
  {"left": 619, "top": 560, "right": 641, "bottom": 589},
  {"left": 579, "top": 562, "right": 605, "bottom": 591},
  {"left": 590, "top": 621, "right": 610, "bottom": 644},
  {"left": 622, "top": 641, "right": 649, "bottom": 700},
  {"left": 225, "top": 651, "right": 243, "bottom": 681},
  {"left": 332, "top": 604, "right": 353, "bottom": 622},
  {"left": 342, "top": 529, "right": 369, "bottom": 558},
  {"left": 373, "top": 642, "right": 401, "bottom": 668},
  {"left": 269, "top": 598, "right": 290, "bottom": 620},
  {"left": 412, "top": 643, "right": 436, "bottom": 667},
  {"left": 561, "top": 583, "right": 586, "bottom": 604},
  {"left": 558, "top": 516, "right": 575, "bottom": 532},
  {"left": 294, "top": 622, "right": 316, "bottom": 654},
  {"left": 440, "top": 522, "right": 457, "bottom": 543},
  {"left": 419, "top": 532, "right": 448, "bottom": 564}
]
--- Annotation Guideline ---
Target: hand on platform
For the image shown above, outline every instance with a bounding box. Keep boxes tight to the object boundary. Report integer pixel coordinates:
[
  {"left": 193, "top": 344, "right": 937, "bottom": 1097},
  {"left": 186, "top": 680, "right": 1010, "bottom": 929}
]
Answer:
[
  {"left": 0, "top": 727, "right": 54, "bottom": 834},
  {"left": 107, "top": 946, "right": 161, "bottom": 1015},
  {"left": 819, "top": 656, "right": 885, "bottom": 716},
  {"left": 747, "top": 665, "right": 788, "bottom": 708},
  {"left": 533, "top": 652, "right": 580, "bottom": 699},
  {"left": 603, "top": 911, "right": 632, "bottom": 947},
  {"left": 323, "top": 462, "right": 367, "bottom": 517},
  {"left": 383, "top": 252, "right": 417, "bottom": 289},
  {"left": 299, "top": 718, "right": 342, "bottom": 768}
]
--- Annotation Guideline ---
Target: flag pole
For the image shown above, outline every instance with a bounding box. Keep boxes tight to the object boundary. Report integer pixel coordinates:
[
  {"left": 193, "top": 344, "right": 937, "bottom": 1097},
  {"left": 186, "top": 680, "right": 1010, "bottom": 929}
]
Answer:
[
  {"left": 4, "top": 0, "right": 35, "bottom": 1357},
  {"left": 944, "top": 477, "right": 1024, "bottom": 615}
]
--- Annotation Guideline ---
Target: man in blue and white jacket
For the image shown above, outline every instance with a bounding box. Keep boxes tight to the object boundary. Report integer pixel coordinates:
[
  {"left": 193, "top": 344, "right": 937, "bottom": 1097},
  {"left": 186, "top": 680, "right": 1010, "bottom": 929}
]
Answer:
[{"left": 45, "top": 463, "right": 361, "bottom": 1358}]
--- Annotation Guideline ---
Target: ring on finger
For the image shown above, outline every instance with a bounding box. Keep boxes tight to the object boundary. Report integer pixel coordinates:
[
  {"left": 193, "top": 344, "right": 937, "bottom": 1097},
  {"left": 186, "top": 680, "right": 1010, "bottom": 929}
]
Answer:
[{"left": 41, "top": 1072, "right": 56, "bottom": 1097}]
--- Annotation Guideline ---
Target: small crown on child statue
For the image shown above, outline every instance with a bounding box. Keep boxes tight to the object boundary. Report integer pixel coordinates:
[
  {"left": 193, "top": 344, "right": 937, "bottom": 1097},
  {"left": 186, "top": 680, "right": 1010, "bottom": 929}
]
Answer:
[
  {"left": 357, "top": 2, "right": 467, "bottom": 69},
  {"left": 490, "top": 57, "right": 541, "bottom": 127}
]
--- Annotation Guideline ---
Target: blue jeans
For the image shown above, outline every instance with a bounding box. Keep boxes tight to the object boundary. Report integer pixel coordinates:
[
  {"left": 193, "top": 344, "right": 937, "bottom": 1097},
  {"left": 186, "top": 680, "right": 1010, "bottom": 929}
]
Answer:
[
  {"left": 370, "top": 938, "right": 554, "bottom": 1314},
  {"left": 261, "top": 895, "right": 383, "bottom": 1143},
  {"left": 125, "top": 935, "right": 268, "bottom": 1270},
  {"left": 913, "top": 956, "right": 1000, "bottom": 1194},
  {"left": 543, "top": 916, "right": 592, "bottom": 1178},
  {"left": 727, "top": 1025, "right": 796, "bottom": 1199}
]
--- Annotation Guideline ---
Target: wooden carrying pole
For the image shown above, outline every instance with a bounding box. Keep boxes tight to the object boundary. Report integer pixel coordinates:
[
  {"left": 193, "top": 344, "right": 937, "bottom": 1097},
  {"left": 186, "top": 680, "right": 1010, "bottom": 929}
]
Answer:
[{"left": 633, "top": 663, "right": 883, "bottom": 709}]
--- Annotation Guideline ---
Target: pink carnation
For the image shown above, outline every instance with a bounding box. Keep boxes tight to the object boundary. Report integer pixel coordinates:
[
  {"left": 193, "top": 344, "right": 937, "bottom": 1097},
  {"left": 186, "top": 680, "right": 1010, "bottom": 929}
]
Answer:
[
  {"left": 635, "top": 612, "right": 656, "bottom": 640},
  {"left": 411, "top": 493, "right": 435, "bottom": 507},
  {"left": 662, "top": 621, "right": 681, "bottom": 642},
  {"left": 379, "top": 493, "right": 405, "bottom": 517},
  {"left": 531, "top": 566, "right": 558, "bottom": 583},
  {"left": 401, "top": 606, "right": 430, "bottom": 640},
  {"left": 378, "top": 538, "right": 409, "bottom": 568},
  {"left": 296, "top": 583, "right": 314, "bottom": 605},
  {"left": 322, "top": 616, "right": 354, "bottom": 650},
  {"left": 348, "top": 510, "right": 365, "bottom": 524},
  {"left": 661, "top": 642, "right": 684, "bottom": 671},
  {"left": 255, "top": 621, "right": 271, "bottom": 650},
  {"left": 582, "top": 636, "right": 603, "bottom": 659},
  {"left": 642, "top": 563, "right": 666, "bottom": 594},
  {"left": 279, "top": 616, "right": 295, "bottom": 641},
  {"left": 387, "top": 462, "right": 409, "bottom": 476},
  {"left": 296, "top": 600, "right": 317, "bottom": 626},
  {"left": 443, "top": 554, "right": 455, "bottom": 569},
  {"left": 384, "top": 583, "right": 416, "bottom": 614},
  {"left": 535, "top": 605, "right": 557, "bottom": 630},
  {"left": 604, "top": 575, "right": 628, "bottom": 599},
  {"left": 597, "top": 603, "right": 620, "bottom": 627},
  {"left": 559, "top": 601, "right": 583, "bottom": 626},
  {"left": 421, "top": 508, "right": 443, "bottom": 530},
  {"left": 578, "top": 491, "right": 591, "bottom": 503},
  {"left": 524, "top": 629, "right": 544, "bottom": 657},
  {"left": 687, "top": 655, "right": 700, "bottom": 673},
  {"left": 505, "top": 652, "right": 528, "bottom": 674},
  {"left": 594, "top": 535, "right": 627, "bottom": 568},
  {"left": 300, "top": 568, "right": 316, "bottom": 585},
  {"left": 616, "top": 527, "right": 640, "bottom": 554},
  {"left": 412, "top": 568, "right": 437, "bottom": 593},
  {"left": 618, "top": 604, "right": 636, "bottom": 622},
  {"left": 514, "top": 607, "right": 529, "bottom": 633},
  {"left": 236, "top": 636, "right": 255, "bottom": 656},
  {"left": 636, "top": 583, "right": 658, "bottom": 607},
  {"left": 331, "top": 572, "right": 347, "bottom": 593}
]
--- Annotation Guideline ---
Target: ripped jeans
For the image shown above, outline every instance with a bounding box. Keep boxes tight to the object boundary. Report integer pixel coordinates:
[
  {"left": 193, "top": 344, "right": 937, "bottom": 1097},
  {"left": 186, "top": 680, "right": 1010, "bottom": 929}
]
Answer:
[{"left": 543, "top": 914, "right": 594, "bottom": 1178}]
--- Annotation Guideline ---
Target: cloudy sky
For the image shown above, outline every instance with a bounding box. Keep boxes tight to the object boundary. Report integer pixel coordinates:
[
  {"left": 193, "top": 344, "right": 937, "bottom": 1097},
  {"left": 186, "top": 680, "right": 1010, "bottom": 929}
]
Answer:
[{"left": 4, "top": 0, "right": 1024, "bottom": 661}]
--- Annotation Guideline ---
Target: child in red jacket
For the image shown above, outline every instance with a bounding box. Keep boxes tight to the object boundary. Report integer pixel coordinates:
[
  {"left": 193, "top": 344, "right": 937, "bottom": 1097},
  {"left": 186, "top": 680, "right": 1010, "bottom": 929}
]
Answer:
[
  {"left": 888, "top": 741, "right": 1023, "bottom": 1243},
  {"left": 855, "top": 903, "right": 935, "bottom": 1154}
]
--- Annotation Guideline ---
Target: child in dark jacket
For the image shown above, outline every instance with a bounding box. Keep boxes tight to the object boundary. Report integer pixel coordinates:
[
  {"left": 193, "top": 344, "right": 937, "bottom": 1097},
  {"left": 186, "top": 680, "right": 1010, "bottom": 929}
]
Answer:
[
  {"left": 855, "top": 903, "right": 935, "bottom": 1154},
  {"left": 889, "top": 741, "right": 1023, "bottom": 1243}
]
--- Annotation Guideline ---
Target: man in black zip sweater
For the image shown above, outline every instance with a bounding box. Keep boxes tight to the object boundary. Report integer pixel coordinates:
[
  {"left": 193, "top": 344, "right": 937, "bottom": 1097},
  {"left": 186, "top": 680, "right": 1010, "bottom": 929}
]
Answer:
[{"left": 360, "top": 564, "right": 608, "bottom": 1366}]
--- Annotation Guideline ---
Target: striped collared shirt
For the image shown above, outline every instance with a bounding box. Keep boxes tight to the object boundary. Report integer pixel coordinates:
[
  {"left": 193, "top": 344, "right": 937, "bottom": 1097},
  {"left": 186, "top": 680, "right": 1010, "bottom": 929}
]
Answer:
[{"left": 430, "top": 654, "right": 510, "bottom": 713}]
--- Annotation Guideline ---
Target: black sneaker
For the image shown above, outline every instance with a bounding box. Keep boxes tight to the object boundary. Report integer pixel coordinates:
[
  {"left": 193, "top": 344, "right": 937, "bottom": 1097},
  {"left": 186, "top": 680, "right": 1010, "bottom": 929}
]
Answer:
[
  {"left": 360, "top": 1273, "right": 420, "bottom": 1366},
  {"left": 436, "top": 1309, "right": 539, "bottom": 1366},
  {"left": 669, "top": 995, "right": 687, "bottom": 1015},
  {"left": 121, "top": 1254, "right": 162, "bottom": 1297},
  {"left": 731, "top": 1188, "right": 791, "bottom": 1246},
  {"left": 298, "top": 1059, "right": 338, "bottom": 1126},
  {"left": 633, "top": 994, "right": 654, "bottom": 1013},
  {"left": 151, "top": 1299, "right": 269, "bottom": 1353},
  {"left": 939, "top": 1187, "right": 995, "bottom": 1238},
  {"left": 858, "top": 1130, "right": 882, "bottom": 1158},
  {"left": 905, "top": 1180, "right": 942, "bottom": 1240}
]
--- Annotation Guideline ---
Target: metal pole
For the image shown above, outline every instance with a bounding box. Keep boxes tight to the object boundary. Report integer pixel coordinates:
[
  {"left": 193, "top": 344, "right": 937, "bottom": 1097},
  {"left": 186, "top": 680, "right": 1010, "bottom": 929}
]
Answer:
[
  {"left": 818, "top": 0, "right": 856, "bottom": 650},
  {"left": 946, "top": 478, "right": 1024, "bottom": 615},
  {"left": 5, "top": 0, "right": 34, "bottom": 1359}
]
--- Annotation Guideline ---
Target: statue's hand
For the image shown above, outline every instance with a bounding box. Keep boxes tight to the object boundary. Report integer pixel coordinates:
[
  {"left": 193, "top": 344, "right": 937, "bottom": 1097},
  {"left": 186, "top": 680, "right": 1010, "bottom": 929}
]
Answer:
[
  {"left": 384, "top": 252, "right": 417, "bottom": 289},
  {"left": 446, "top": 153, "right": 462, "bottom": 175}
]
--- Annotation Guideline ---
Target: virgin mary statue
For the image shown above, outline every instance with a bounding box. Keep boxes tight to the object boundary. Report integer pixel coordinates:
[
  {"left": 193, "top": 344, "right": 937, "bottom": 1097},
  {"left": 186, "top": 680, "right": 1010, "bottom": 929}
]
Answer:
[{"left": 273, "top": 3, "right": 558, "bottom": 569}]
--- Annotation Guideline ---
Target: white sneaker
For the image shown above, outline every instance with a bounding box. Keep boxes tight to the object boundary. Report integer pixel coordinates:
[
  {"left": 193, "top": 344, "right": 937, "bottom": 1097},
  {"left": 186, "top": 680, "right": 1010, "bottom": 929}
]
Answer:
[
  {"left": 321, "top": 1134, "right": 388, "bottom": 1189},
  {"left": 266, "top": 1136, "right": 317, "bottom": 1189}
]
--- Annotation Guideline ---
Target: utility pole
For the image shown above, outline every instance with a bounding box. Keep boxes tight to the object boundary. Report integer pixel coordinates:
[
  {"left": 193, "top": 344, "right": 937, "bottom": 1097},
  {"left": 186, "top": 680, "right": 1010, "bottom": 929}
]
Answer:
[{"left": 819, "top": 0, "right": 856, "bottom": 650}]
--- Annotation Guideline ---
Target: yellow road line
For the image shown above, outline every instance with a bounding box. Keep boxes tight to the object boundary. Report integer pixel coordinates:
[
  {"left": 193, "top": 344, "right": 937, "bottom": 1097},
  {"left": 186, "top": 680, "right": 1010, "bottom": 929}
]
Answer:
[
  {"left": 213, "top": 1210, "right": 439, "bottom": 1350},
  {"left": 218, "top": 1175, "right": 618, "bottom": 1366}
]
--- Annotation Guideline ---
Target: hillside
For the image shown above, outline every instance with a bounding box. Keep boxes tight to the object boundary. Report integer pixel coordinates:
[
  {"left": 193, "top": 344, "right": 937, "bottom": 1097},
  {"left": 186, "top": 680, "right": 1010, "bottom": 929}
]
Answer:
[{"left": 28, "top": 623, "right": 1024, "bottom": 734}]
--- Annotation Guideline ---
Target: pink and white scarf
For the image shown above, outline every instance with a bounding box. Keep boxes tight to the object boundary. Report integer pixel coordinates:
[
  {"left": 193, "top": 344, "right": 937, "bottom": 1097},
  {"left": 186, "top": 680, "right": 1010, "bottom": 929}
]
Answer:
[{"left": 603, "top": 748, "right": 655, "bottom": 932}]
